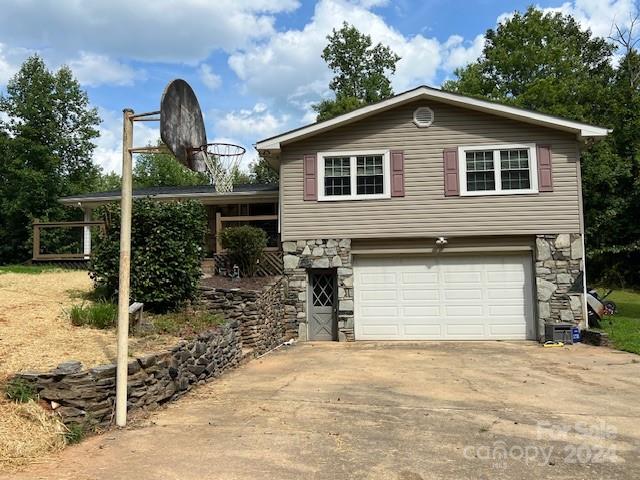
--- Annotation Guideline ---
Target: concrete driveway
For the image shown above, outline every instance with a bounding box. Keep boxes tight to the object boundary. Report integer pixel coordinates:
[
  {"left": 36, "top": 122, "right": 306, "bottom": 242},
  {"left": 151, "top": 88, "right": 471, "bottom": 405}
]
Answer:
[{"left": 7, "top": 342, "right": 640, "bottom": 480}]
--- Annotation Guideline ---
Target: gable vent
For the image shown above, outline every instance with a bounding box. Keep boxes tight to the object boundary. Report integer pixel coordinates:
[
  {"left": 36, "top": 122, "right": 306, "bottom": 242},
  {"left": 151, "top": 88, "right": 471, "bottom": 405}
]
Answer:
[{"left": 413, "top": 106, "right": 434, "bottom": 127}]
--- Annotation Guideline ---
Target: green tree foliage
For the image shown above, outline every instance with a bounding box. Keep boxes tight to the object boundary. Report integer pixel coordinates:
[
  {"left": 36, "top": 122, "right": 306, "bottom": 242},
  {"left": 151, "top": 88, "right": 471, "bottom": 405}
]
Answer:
[
  {"left": 314, "top": 22, "right": 400, "bottom": 121},
  {"left": 249, "top": 157, "right": 279, "bottom": 184},
  {"left": 0, "top": 55, "right": 101, "bottom": 263},
  {"left": 443, "top": 7, "right": 614, "bottom": 123},
  {"left": 90, "top": 199, "right": 207, "bottom": 311},
  {"left": 133, "top": 147, "right": 210, "bottom": 188},
  {"left": 219, "top": 225, "right": 267, "bottom": 277},
  {"left": 444, "top": 6, "right": 640, "bottom": 286}
]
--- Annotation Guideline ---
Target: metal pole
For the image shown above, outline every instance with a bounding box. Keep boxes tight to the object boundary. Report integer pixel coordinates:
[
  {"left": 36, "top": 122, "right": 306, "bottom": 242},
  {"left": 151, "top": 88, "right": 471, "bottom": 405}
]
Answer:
[{"left": 115, "top": 108, "right": 134, "bottom": 427}]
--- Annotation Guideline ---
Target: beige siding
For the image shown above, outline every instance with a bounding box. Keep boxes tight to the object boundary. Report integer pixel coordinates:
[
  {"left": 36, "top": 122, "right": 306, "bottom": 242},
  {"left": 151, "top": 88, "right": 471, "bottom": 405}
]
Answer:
[
  {"left": 280, "top": 99, "right": 582, "bottom": 241},
  {"left": 351, "top": 236, "right": 534, "bottom": 254}
]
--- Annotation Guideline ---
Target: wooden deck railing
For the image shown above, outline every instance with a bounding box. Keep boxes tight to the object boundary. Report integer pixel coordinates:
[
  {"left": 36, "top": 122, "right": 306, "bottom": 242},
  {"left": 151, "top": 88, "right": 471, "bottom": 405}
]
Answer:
[{"left": 32, "top": 220, "right": 105, "bottom": 261}]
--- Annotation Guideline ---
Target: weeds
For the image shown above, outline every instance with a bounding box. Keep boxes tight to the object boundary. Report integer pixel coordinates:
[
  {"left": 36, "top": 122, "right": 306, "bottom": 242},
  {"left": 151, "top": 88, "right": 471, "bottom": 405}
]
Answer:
[
  {"left": 5, "top": 379, "right": 38, "bottom": 403},
  {"left": 68, "top": 301, "right": 117, "bottom": 329},
  {"left": 146, "top": 311, "right": 223, "bottom": 337},
  {"left": 64, "top": 423, "right": 85, "bottom": 444}
]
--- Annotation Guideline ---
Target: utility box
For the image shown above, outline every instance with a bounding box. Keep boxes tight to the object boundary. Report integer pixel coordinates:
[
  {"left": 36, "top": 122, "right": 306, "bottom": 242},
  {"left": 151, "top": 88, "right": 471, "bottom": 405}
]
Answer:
[{"left": 545, "top": 322, "right": 574, "bottom": 344}]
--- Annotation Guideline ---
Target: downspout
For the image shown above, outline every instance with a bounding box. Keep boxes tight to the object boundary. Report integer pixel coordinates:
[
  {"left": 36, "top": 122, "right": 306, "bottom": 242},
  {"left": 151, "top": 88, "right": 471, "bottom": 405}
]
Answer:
[{"left": 576, "top": 142, "right": 588, "bottom": 329}]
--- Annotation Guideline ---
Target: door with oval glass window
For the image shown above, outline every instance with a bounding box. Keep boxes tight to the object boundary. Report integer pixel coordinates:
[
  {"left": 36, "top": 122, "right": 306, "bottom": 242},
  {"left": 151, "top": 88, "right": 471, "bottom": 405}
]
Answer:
[{"left": 308, "top": 270, "right": 337, "bottom": 341}]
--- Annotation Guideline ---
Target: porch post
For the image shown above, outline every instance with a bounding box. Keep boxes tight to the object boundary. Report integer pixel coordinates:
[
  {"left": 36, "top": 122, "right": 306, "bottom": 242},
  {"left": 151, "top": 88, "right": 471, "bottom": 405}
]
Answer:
[{"left": 82, "top": 207, "right": 93, "bottom": 259}]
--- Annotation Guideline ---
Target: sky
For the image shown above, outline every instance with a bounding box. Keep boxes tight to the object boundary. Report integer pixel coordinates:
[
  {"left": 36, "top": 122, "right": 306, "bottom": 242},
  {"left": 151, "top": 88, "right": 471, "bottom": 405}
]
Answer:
[{"left": 0, "top": 0, "right": 637, "bottom": 173}]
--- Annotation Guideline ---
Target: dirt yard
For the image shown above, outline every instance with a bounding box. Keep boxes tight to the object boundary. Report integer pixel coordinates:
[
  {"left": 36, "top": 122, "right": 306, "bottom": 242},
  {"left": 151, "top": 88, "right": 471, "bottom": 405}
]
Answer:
[
  {"left": 0, "top": 268, "right": 179, "bottom": 469},
  {"left": 0, "top": 269, "right": 178, "bottom": 379}
]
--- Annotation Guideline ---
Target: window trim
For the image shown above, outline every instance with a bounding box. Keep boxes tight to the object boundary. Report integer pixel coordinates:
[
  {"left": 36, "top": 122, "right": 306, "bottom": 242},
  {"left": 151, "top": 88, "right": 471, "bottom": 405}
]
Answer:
[
  {"left": 458, "top": 143, "right": 539, "bottom": 196},
  {"left": 317, "top": 150, "right": 391, "bottom": 201}
]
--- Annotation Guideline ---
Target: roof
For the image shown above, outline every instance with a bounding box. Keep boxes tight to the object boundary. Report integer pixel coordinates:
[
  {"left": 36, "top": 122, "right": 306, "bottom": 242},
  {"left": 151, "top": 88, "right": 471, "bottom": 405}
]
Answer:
[
  {"left": 255, "top": 85, "right": 610, "bottom": 153},
  {"left": 59, "top": 183, "right": 279, "bottom": 206}
]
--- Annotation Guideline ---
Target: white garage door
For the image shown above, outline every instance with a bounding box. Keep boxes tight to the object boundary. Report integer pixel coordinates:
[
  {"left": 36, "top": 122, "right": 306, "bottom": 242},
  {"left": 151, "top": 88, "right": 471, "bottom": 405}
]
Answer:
[{"left": 354, "top": 254, "right": 534, "bottom": 340}]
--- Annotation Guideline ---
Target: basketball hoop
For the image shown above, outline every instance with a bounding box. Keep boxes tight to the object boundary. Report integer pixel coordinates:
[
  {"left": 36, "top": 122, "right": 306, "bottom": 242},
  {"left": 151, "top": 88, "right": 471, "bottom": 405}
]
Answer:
[{"left": 195, "top": 142, "right": 246, "bottom": 193}]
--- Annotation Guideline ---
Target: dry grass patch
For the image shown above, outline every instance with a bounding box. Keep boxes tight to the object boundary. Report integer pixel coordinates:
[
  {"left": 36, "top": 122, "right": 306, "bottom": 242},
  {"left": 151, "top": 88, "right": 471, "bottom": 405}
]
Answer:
[{"left": 0, "top": 399, "right": 66, "bottom": 470}]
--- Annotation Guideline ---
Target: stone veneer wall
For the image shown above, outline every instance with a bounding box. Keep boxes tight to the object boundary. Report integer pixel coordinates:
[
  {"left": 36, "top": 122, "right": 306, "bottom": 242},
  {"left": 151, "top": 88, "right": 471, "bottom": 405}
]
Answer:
[
  {"left": 17, "top": 322, "right": 242, "bottom": 428},
  {"left": 199, "top": 276, "right": 287, "bottom": 355},
  {"left": 535, "top": 233, "right": 584, "bottom": 335},
  {"left": 15, "top": 279, "right": 288, "bottom": 428},
  {"left": 282, "top": 239, "right": 354, "bottom": 341}
]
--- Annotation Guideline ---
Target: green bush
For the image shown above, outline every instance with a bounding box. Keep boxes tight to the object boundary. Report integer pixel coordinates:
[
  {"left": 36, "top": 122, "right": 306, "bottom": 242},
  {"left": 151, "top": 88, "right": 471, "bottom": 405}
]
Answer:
[
  {"left": 64, "top": 423, "right": 85, "bottom": 444},
  {"left": 5, "top": 378, "right": 37, "bottom": 403},
  {"left": 89, "top": 199, "right": 207, "bottom": 312},
  {"left": 68, "top": 301, "right": 117, "bottom": 329},
  {"left": 219, "top": 225, "right": 267, "bottom": 277}
]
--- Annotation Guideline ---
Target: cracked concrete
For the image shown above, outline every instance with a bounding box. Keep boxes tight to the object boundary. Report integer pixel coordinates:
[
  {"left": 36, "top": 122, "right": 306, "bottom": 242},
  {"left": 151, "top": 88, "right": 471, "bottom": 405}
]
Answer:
[{"left": 6, "top": 341, "right": 640, "bottom": 480}]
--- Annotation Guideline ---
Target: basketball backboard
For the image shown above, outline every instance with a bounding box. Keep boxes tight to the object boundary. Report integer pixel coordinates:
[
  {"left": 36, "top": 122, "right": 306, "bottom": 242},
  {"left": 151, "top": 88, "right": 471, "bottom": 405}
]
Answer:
[{"left": 160, "top": 79, "right": 207, "bottom": 172}]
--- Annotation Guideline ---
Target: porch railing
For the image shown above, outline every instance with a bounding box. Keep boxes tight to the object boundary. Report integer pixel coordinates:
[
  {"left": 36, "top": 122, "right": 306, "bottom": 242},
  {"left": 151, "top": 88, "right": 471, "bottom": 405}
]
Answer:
[{"left": 32, "top": 220, "right": 105, "bottom": 261}]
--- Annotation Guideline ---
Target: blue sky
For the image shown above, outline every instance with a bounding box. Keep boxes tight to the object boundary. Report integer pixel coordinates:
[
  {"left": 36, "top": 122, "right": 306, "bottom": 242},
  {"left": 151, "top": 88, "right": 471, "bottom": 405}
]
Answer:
[{"left": 0, "top": 0, "right": 636, "bottom": 173}]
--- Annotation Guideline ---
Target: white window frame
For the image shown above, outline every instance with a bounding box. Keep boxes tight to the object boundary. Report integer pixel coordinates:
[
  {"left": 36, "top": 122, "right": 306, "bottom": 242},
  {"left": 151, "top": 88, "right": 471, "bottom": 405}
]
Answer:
[
  {"left": 317, "top": 150, "right": 391, "bottom": 201},
  {"left": 458, "top": 143, "right": 539, "bottom": 196}
]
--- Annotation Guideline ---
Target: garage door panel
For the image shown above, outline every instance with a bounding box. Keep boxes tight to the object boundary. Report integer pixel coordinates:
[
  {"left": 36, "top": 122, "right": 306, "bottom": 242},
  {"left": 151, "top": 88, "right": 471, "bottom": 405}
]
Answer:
[
  {"left": 444, "top": 288, "right": 483, "bottom": 300},
  {"left": 403, "top": 324, "right": 443, "bottom": 337},
  {"left": 402, "top": 289, "right": 439, "bottom": 301},
  {"left": 354, "top": 253, "right": 534, "bottom": 340},
  {"left": 402, "top": 306, "right": 441, "bottom": 317}
]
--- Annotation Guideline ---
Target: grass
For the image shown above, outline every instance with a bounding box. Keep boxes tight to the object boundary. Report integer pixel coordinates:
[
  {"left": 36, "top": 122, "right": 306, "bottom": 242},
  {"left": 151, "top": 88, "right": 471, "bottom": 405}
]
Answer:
[
  {"left": 598, "top": 289, "right": 640, "bottom": 355},
  {"left": 0, "top": 264, "right": 72, "bottom": 274},
  {"left": 5, "top": 379, "right": 38, "bottom": 403},
  {"left": 68, "top": 301, "right": 117, "bottom": 329},
  {"left": 63, "top": 424, "right": 85, "bottom": 445}
]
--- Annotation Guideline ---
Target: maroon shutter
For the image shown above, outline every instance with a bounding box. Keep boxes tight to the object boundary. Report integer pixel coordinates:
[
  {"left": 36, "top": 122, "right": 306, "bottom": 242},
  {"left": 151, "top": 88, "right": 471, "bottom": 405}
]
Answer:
[
  {"left": 303, "top": 154, "right": 317, "bottom": 201},
  {"left": 443, "top": 148, "right": 459, "bottom": 196},
  {"left": 390, "top": 150, "right": 405, "bottom": 197},
  {"left": 537, "top": 145, "right": 553, "bottom": 192}
]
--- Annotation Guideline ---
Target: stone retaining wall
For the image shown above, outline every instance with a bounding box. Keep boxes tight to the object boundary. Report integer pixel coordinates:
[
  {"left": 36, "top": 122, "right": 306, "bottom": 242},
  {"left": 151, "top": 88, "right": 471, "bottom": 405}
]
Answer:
[
  {"left": 199, "top": 276, "right": 287, "bottom": 354},
  {"left": 17, "top": 322, "right": 242, "bottom": 428},
  {"left": 535, "top": 233, "right": 584, "bottom": 336}
]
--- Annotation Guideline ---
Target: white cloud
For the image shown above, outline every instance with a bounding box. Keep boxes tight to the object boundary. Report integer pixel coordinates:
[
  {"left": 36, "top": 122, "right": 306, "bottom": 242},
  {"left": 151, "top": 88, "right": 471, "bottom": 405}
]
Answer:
[
  {"left": 215, "top": 103, "right": 289, "bottom": 138},
  {"left": 199, "top": 64, "right": 222, "bottom": 90},
  {"left": 94, "top": 108, "right": 159, "bottom": 174},
  {"left": 442, "top": 34, "right": 485, "bottom": 71},
  {"left": 541, "top": 0, "right": 638, "bottom": 38},
  {"left": 0, "top": 1, "right": 300, "bottom": 65},
  {"left": 67, "top": 52, "right": 140, "bottom": 87},
  {"left": 0, "top": 43, "right": 21, "bottom": 86}
]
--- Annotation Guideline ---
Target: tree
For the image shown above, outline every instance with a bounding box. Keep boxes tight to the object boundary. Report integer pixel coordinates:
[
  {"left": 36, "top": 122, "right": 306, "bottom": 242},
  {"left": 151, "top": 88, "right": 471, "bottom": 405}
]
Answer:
[
  {"left": 249, "top": 158, "right": 279, "bottom": 184},
  {"left": 443, "top": 7, "right": 614, "bottom": 124},
  {"left": 133, "top": 147, "right": 210, "bottom": 188},
  {"left": 0, "top": 55, "right": 101, "bottom": 263},
  {"left": 314, "top": 22, "right": 400, "bottom": 121}
]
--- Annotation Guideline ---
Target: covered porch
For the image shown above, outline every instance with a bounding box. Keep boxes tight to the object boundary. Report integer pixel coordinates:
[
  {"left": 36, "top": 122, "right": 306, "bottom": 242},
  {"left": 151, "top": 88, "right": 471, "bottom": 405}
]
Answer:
[{"left": 40, "top": 184, "right": 281, "bottom": 273}]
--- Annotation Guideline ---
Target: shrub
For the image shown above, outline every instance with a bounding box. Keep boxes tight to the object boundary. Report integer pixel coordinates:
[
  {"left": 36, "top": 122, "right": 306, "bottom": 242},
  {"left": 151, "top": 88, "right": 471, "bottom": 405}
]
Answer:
[
  {"left": 68, "top": 301, "right": 117, "bottom": 329},
  {"left": 219, "top": 225, "right": 267, "bottom": 277},
  {"left": 5, "top": 379, "right": 38, "bottom": 403},
  {"left": 89, "top": 199, "right": 207, "bottom": 312}
]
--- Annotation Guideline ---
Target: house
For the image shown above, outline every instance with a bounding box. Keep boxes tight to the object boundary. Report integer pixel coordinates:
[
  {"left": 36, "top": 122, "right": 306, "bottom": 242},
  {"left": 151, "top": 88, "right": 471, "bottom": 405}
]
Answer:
[
  {"left": 255, "top": 86, "right": 608, "bottom": 342},
  {"left": 55, "top": 85, "right": 608, "bottom": 343}
]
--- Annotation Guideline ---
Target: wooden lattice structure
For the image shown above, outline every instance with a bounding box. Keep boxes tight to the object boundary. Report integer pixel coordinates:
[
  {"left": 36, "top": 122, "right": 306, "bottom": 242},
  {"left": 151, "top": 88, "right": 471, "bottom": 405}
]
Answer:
[{"left": 212, "top": 250, "right": 283, "bottom": 277}]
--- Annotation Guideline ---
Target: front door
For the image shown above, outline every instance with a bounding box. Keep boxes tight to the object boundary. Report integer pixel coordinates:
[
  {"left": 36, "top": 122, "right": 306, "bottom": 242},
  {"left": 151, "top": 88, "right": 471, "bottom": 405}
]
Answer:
[{"left": 308, "top": 270, "right": 337, "bottom": 341}]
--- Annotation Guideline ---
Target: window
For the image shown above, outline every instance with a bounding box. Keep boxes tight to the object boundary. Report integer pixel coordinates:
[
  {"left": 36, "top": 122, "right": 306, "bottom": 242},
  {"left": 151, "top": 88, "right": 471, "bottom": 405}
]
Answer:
[
  {"left": 318, "top": 151, "right": 390, "bottom": 201},
  {"left": 324, "top": 157, "right": 351, "bottom": 196},
  {"left": 458, "top": 144, "right": 538, "bottom": 196},
  {"left": 356, "top": 155, "right": 384, "bottom": 195}
]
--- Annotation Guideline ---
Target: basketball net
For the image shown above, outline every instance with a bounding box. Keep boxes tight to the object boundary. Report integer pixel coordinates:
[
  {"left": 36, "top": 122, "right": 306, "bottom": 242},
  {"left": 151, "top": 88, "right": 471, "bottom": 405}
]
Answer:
[{"left": 200, "top": 143, "right": 245, "bottom": 193}]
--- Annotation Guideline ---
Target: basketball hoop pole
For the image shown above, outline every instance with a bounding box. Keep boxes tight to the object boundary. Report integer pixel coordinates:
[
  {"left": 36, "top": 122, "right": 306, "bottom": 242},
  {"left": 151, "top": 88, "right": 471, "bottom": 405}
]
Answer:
[{"left": 116, "top": 108, "right": 134, "bottom": 427}]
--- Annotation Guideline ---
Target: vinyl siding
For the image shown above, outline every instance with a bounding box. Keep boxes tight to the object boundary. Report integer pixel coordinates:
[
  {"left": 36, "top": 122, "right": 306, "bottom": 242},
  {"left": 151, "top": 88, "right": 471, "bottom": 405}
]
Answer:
[{"left": 280, "top": 99, "right": 582, "bottom": 240}]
